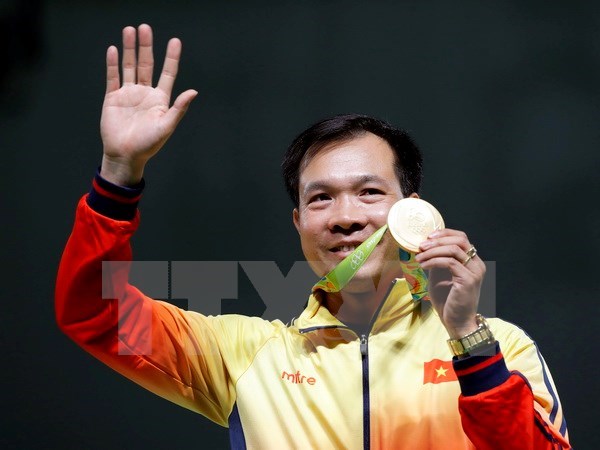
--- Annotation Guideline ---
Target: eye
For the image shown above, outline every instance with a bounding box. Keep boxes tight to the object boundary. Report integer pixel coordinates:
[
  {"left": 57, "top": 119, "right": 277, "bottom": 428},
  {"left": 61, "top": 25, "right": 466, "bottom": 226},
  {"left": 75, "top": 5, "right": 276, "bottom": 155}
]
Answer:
[
  {"left": 308, "top": 193, "right": 331, "bottom": 204},
  {"left": 361, "top": 188, "right": 385, "bottom": 196}
]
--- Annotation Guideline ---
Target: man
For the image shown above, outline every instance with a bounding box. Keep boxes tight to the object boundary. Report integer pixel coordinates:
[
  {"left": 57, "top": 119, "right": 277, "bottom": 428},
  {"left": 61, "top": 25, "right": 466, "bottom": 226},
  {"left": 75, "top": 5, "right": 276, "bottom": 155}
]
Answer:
[{"left": 55, "top": 24, "right": 570, "bottom": 449}]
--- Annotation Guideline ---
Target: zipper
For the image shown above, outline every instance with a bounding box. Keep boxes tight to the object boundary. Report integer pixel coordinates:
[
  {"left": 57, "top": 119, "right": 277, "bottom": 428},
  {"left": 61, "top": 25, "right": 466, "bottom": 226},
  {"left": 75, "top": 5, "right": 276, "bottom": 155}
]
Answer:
[
  {"left": 360, "top": 334, "right": 368, "bottom": 357},
  {"left": 360, "top": 334, "right": 370, "bottom": 450},
  {"left": 359, "top": 280, "right": 397, "bottom": 450}
]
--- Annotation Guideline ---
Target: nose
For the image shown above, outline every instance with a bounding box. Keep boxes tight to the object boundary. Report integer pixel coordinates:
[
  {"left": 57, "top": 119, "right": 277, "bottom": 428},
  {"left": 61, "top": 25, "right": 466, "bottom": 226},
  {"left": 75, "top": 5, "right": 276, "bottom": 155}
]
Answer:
[{"left": 327, "top": 196, "right": 368, "bottom": 233}]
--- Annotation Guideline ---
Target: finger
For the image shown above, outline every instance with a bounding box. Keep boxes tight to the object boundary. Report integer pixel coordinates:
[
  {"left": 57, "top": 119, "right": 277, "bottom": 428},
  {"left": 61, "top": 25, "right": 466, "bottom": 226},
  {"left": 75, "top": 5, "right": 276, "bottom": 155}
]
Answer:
[
  {"left": 157, "top": 38, "right": 182, "bottom": 97},
  {"left": 416, "top": 245, "right": 485, "bottom": 274},
  {"left": 420, "top": 234, "right": 471, "bottom": 253},
  {"left": 418, "top": 244, "right": 467, "bottom": 263},
  {"left": 137, "top": 24, "right": 154, "bottom": 86},
  {"left": 420, "top": 230, "right": 482, "bottom": 266},
  {"left": 121, "top": 26, "right": 137, "bottom": 84},
  {"left": 105, "top": 45, "right": 120, "bottom": 94},
  {"left": 164, "top": 89, "right": 198, "bottom": 128},
  {"left": 426, "top": 228, "right": 469, "bottom": 241},
  {"left": 418, "top": 256, "right": 478, "bottom": 280}
]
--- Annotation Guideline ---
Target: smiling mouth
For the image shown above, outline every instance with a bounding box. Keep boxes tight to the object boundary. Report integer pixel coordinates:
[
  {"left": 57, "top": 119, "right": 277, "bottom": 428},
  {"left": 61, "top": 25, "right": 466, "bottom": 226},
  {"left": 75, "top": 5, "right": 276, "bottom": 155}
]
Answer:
[{"left": 330, "top": 245, "right": 358, "bottom": 253}]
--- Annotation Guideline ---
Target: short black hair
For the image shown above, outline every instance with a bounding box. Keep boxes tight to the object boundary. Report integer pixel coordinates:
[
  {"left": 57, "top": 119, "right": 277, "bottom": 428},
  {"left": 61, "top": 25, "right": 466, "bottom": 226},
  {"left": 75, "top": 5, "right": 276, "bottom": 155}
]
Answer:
[{"left": 282, "top": 113, "right": 423, "bottom": 207}]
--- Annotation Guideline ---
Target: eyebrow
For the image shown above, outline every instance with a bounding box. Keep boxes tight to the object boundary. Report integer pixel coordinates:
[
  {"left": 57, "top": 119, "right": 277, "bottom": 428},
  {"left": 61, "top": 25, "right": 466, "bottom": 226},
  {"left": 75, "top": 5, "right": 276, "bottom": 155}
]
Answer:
[{"left": 302, "top": 174, "right": 389, "bottom": 196}]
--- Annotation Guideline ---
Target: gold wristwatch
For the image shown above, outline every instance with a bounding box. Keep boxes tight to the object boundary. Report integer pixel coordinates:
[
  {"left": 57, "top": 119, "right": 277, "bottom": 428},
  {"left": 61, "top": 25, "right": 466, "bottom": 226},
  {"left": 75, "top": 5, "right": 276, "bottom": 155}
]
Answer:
[{"left": 447, "top": 314, "right": 496, "bottom": 357}]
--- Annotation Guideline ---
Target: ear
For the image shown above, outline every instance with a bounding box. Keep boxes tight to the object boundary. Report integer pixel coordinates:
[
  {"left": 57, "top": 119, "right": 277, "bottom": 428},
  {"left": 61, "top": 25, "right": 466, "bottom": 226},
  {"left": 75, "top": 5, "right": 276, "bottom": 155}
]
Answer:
[
  {"left": 408, "top": 192, "right": 420, "bottom": 199},
  {"left": 292, "top": 208, "right": 300, "bottom": 233}
]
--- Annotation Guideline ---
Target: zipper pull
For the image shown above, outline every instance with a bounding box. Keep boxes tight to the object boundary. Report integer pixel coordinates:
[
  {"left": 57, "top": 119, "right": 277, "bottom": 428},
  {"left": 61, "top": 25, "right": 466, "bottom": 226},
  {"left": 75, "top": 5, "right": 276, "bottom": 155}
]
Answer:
[{"left": 360, "top": 334, "right": 368, "bottom": 357}]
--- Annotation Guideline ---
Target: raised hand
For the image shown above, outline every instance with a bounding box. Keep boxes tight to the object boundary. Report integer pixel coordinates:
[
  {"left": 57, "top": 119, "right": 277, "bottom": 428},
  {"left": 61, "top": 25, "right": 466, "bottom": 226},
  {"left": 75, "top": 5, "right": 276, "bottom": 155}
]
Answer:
[
  {"left": 415, "top": 229, "right": 486, "bottom": 339},
  {"left": 100, "top": 24, "right": 197, "bottom": 186}
]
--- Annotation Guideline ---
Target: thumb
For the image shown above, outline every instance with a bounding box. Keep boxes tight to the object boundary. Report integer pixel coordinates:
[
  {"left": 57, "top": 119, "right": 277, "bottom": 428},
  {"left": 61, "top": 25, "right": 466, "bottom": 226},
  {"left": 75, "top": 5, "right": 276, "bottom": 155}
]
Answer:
[{"left": 165, "top": 89, "right": 198, "bottom": 128}]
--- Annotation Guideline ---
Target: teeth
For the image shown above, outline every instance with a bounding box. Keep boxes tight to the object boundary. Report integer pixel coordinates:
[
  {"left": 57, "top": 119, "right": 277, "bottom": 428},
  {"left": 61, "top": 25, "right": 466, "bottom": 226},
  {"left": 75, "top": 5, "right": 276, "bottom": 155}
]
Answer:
[{"left": 340, "top": 246, "right": 355, "bottom": 252}]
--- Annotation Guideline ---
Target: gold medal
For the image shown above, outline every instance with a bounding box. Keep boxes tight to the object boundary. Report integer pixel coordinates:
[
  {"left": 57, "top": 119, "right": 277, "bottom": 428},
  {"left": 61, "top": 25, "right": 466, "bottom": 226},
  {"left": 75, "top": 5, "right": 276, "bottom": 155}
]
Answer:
[{"left": 387, "top": 198, "right": 445, "bottom": 252}]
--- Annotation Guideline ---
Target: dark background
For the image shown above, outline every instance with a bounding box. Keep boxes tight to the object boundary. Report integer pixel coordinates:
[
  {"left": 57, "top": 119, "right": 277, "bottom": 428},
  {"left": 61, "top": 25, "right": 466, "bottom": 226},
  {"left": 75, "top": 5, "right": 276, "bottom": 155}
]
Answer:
[{"left": 3, "top": 0, "right": 599, "bottom": 448}]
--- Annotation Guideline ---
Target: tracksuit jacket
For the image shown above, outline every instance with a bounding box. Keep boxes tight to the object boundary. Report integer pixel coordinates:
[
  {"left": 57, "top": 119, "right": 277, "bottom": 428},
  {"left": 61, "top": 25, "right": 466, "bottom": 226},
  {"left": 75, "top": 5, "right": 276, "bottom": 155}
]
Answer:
[{"left": 55, "top": 174, "right": 571, "bottom": 449}]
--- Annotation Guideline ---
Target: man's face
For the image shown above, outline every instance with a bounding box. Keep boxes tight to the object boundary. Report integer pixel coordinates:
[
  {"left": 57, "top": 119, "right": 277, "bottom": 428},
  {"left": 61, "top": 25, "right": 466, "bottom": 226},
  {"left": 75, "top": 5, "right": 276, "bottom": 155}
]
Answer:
[{"left": 293, "top": 133, "right": 415, "bottom": 293}]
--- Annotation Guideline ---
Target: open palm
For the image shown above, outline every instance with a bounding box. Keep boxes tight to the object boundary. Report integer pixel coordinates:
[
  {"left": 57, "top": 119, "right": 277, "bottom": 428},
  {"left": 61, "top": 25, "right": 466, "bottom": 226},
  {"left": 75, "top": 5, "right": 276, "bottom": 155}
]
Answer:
[{"left": 100, "top": 24, "right": 197, "bottom": 185}]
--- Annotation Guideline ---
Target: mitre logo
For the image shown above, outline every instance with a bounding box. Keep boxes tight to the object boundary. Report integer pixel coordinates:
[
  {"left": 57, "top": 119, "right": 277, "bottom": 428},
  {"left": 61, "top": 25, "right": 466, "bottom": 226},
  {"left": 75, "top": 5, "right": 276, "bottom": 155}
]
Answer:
[{"left": 281, "top": 370, "right": 316, "bottom": 385}]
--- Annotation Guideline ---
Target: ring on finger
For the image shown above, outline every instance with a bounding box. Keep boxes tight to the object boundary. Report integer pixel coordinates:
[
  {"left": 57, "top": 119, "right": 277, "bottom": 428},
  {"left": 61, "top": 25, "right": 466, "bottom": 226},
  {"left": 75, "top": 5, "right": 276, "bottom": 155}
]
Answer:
[{"left": 462, "top": 245, "right": 477, "bottom": 265}]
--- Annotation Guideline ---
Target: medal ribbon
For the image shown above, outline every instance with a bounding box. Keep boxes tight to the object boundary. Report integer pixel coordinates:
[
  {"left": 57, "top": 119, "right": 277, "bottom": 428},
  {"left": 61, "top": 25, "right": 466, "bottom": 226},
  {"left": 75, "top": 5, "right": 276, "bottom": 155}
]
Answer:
[{"left": 312, "top": 224, "right": 430, "bottom": 301}]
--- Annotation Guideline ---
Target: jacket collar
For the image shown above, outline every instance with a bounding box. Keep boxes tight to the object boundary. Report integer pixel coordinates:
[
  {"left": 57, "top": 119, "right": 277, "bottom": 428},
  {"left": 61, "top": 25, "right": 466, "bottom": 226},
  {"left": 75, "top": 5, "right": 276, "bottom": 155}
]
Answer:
[{"left": 295, "top": 278, "right": 422, "bottom": 334}]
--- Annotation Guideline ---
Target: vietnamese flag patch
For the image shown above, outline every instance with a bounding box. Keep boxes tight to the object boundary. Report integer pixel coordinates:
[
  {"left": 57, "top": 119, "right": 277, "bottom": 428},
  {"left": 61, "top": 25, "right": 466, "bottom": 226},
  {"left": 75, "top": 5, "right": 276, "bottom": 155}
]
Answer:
[{"left": 423, "top": 359, "right": 457, "bottom": 384}]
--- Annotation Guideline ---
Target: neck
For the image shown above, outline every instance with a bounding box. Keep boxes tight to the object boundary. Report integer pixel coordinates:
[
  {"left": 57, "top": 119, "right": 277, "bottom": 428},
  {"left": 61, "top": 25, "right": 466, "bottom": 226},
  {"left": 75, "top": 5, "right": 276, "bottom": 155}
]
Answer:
[{"left": 323, "top": 271, "right": 399, "bottom": 326}]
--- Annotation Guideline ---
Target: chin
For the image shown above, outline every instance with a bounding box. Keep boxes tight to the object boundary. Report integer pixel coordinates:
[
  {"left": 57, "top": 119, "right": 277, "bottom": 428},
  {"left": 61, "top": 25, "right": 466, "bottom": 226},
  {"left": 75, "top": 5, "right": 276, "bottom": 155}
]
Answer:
[{"left": 341, "top": 274, "right": 380, "bottom": 294}]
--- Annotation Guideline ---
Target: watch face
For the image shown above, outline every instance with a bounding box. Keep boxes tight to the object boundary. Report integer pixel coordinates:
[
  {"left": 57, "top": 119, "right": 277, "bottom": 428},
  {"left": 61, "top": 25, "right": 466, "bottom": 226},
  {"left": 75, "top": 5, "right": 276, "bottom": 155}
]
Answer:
[{"left": 387, "top": 198, "right": 444, "bottom": 252}]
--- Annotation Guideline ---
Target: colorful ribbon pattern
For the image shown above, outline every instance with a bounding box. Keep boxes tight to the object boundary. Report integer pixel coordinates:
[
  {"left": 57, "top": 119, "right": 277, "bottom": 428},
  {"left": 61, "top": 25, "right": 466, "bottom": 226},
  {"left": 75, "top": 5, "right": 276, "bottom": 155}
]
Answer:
[{"left": 312, "top": 224, "right": 430, "bottom": 301}]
